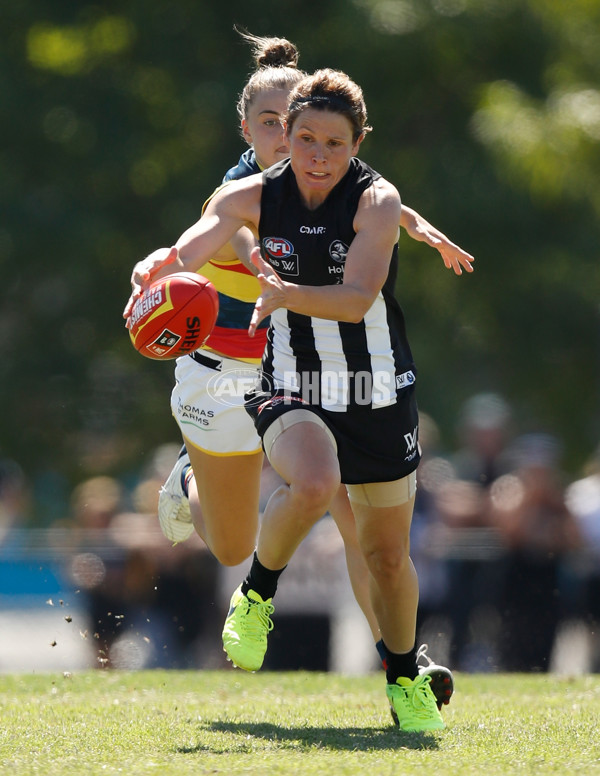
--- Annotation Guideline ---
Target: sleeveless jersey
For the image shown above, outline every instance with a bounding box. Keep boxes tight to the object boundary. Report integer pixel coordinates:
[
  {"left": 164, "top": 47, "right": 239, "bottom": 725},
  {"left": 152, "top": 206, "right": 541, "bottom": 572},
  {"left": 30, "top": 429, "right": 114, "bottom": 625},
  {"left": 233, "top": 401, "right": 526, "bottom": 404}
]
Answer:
[
  {"left": 199, "top": 149, "right": 269, "bottom": 362},
  {"left": 258, "top": 157, "right": 416, "bottom": 413}
]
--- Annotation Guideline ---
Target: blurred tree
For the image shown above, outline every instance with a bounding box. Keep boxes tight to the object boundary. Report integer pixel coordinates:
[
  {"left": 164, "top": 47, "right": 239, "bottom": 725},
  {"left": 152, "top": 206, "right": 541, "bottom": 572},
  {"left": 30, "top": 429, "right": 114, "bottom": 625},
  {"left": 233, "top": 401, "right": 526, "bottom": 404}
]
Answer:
[{"left": 1, "top": 0, "right": 598, "bottom": 523}]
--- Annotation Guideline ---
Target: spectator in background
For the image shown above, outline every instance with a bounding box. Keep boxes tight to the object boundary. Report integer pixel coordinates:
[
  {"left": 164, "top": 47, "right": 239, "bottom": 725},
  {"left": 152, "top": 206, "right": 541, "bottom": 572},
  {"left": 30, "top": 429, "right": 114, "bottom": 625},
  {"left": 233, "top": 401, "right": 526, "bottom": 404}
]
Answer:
[
  {"left": 437, "top": 393, "right": 515, "bottom": 670},
  {"left": 409, "top": 413, "right": 452, "bottom": 654},
  {"left": 0, "top": 458, "right": 28, "bottom": 542},
  {"left": 451, "top": 392, "right": 514, "bottom": 486},
  {"left": 69, "top": 473, "right": 147, "bottom": 667},
  {"left": 489, "top": 433, "right": 581, "bottom": 671},
  {"left": 68, "top": 447, "right": 222, "bottom": 669},
  {"left": 565, "top": 445, "right": 600, "bottom": 671}
]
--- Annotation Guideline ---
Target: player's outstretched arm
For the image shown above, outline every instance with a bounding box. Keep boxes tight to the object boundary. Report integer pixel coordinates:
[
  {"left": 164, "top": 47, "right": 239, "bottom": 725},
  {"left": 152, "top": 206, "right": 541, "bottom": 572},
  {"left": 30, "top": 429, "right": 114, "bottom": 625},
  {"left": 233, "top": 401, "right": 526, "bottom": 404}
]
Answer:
[
  {"left": 123, "top": 177, "right": 261, "bottom": 323},
  {"left": 123, "top": 246, "right": 178, "bottom": 322},
  {"left": 400, "top": 205, "right": 474, "bottom": 276}
]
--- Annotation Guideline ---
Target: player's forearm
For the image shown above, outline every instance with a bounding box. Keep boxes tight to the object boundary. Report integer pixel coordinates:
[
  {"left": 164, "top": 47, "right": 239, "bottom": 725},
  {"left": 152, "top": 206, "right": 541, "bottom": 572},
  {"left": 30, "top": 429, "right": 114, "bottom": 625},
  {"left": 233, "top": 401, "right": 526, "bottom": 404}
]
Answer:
[
  {"left": 400, "top": 205, "right": 440, "bottom": 243},
  {"left": 283, "top": 281, "right": 374, "bottom": 323}
]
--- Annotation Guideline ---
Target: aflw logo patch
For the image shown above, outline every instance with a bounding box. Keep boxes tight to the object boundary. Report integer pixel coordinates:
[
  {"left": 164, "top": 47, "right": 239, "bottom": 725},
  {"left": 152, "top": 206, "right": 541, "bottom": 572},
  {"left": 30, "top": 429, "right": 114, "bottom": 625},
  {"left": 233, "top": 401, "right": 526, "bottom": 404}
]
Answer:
[
  {"left": 404, "top": 427, "right": 418, "bottom": 452},
  {"left": 263, "top": 237, "right": 299, "bottom": 276},
  {"left": 396, "top": 370, "right": 415, "bottom": 389}
]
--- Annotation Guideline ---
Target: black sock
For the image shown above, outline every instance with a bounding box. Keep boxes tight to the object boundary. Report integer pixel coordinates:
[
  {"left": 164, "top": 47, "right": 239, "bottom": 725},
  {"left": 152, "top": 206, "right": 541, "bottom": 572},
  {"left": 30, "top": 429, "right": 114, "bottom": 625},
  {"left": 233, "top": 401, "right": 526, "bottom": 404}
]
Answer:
[
  {"left": 241, "top": 552, "right": 286, "bottom": 601},
  {"left": 382, "top": 641, "right": 418, "bottom": 684},
  {"left": 375, "top": 639, "right": 388, "bottom": 670}
]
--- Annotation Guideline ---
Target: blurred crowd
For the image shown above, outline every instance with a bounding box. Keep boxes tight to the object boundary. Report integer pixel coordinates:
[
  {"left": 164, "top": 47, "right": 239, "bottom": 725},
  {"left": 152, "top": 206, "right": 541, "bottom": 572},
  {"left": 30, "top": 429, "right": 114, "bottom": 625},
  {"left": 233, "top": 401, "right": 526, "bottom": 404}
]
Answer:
[
  {"left": 411, "top": 394, "right": 597, "bottom": 674},
  {"left": 1, "top": 392, "right": 600, "bottom": 674}
]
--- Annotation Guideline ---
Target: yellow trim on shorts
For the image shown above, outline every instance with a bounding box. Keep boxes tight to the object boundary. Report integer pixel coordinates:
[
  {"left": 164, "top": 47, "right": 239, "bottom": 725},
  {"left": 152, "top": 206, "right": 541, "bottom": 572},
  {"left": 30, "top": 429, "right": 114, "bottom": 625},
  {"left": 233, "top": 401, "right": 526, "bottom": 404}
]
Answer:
[{"left": 182, "top": 436, "right": 262, "bottom": 458}]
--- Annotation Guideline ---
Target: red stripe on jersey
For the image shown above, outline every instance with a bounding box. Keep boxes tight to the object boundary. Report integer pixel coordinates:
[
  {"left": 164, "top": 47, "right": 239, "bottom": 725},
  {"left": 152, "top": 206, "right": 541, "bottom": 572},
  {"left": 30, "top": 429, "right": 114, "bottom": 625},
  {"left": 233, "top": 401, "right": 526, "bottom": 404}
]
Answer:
[
  {"left": 208, "top": 259, "right": 254, "bottom": 276},
  {"left": 205, "top": 325, "right": 267, "bottom": 360}
]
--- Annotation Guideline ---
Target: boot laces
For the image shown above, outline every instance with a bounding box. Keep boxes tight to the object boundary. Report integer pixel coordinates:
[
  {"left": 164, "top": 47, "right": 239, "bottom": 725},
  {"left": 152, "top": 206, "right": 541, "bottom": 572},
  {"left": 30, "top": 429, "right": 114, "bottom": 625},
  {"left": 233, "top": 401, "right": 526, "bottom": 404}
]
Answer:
[
  {"left": 242, "top": 598, "right": 274, "bottom": 640},
  {"left": 397, "top": 675, "right": 436, "bottom": 719},
  {"left": 416, "top": 643, "right": 434, "bottom": 668}
]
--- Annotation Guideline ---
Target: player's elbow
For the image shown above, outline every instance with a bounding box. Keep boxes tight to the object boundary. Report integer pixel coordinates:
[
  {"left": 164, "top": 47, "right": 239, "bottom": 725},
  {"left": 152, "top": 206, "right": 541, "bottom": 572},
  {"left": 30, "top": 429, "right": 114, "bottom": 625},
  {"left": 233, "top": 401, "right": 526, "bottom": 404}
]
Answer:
[
  {"left": 342, "top": 289, "right": 375, "bottom": 323},
  {"left": 345, "top": 309, "right": 368, "bottom": 324}
]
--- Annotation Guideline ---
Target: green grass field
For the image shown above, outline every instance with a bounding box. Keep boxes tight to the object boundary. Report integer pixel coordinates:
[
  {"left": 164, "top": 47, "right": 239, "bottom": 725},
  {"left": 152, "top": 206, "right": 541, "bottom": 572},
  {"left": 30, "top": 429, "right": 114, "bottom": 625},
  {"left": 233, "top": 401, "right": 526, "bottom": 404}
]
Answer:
[{"left": 1, "top": 670, "right": 599, "bottom": 775}]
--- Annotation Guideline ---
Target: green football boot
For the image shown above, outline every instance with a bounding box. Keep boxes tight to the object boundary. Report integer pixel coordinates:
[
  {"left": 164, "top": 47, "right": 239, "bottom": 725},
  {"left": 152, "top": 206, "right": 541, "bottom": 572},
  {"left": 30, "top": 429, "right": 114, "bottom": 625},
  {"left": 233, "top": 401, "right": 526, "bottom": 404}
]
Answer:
[
  {"left": 222, "top": 585, "right": 274, "bottom": 672},
  {"left": 386, "top": 674, "right": 445, "bottom": 732}
]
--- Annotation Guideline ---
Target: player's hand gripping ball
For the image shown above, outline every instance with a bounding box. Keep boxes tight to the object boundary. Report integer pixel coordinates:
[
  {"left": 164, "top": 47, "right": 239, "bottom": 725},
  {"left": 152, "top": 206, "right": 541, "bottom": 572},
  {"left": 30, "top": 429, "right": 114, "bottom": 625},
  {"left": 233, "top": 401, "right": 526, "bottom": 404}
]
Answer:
[{"left": 128, "top": 272, "right": 219, "bottom": 360}]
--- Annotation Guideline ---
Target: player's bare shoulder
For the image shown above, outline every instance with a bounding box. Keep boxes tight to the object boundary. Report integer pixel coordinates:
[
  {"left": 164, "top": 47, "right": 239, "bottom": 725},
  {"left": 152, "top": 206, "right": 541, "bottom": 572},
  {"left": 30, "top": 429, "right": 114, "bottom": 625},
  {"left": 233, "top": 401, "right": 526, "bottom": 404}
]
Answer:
[
  {"left": 214, "top": 171, "right": 262, "bottom": 202},
  {"left": 211, "top": 171, "right": 262, "bottom": 227},
  {"left": 355, "top": 175, "right": 401, "bottom": 232}
]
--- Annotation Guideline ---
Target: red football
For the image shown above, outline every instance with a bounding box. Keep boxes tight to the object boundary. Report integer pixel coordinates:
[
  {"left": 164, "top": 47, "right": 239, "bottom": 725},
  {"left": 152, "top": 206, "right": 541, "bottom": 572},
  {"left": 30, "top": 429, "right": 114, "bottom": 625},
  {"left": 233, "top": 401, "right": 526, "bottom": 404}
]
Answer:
[{"left": 128, "top": 272, "right": 219, "bottom": 360}]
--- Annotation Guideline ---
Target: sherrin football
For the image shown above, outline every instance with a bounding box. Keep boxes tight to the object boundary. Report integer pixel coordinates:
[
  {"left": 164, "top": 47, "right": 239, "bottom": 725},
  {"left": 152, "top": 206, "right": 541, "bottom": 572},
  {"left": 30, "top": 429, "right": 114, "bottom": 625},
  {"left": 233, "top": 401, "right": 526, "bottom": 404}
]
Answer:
[{"left": 128, "top": 272, "right": 219, "bottom": 360}]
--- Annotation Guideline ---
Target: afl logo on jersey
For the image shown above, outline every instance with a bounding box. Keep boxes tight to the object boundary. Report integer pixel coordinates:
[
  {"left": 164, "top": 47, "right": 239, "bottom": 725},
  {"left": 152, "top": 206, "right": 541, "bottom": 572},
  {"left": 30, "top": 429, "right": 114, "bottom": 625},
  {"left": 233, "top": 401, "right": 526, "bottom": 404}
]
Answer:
[
  {"left": 263, "top": 237, "right": 299, "bottom": 276},
  {"left": 264, "top": 237, "right": 294, "bottom": 258},
  {"left": 329, "top": 240, "right": 349, "bottom": 263}
]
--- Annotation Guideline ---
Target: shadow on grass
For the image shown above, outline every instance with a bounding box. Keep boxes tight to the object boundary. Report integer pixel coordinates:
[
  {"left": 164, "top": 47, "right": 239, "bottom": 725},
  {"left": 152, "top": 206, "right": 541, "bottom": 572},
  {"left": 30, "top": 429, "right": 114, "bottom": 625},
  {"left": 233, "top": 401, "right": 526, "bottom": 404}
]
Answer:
[{"left": 177, "top": 720, "right": 440, "bottom": 753}]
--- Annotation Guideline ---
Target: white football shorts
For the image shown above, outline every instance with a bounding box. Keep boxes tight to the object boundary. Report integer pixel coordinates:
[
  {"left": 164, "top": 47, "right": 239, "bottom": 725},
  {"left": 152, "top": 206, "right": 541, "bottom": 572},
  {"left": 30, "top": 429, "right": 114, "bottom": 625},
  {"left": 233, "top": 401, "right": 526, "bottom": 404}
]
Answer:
[{"left": 170, "top": 353, "right": 262, "bottom": 456}]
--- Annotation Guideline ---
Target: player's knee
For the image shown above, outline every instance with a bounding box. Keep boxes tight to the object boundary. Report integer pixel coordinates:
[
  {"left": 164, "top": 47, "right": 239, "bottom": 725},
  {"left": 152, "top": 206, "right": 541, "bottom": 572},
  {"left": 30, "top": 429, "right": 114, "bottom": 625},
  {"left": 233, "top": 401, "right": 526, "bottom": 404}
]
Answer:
[
  {"left": 290, "top": 469, "right": 339, "bottom": 516},
  {"left": 365, "top": 543, "right": 410, "bottom": 582},
  {"left": 212, "top": 541, "right": 254, "bottom": 567}
]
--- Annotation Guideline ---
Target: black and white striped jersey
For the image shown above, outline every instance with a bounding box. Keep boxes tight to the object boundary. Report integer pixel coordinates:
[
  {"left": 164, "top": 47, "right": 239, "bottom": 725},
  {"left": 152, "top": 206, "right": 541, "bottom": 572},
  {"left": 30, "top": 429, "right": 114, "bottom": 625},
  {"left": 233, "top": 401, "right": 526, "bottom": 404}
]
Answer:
[{"left": 258, "top": 157, "right": 416, "bottom": 413}]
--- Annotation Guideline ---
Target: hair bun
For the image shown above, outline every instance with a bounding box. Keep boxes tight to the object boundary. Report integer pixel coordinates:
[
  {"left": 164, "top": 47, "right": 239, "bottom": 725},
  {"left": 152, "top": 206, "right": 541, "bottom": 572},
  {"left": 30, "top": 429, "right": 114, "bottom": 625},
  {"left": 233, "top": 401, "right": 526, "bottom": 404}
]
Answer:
[
  {"left": 235, "top": 27, "right": 299, "bottom": 70},
  {"left": 257, "top": 39, "right": 299, "bottom": 69}
]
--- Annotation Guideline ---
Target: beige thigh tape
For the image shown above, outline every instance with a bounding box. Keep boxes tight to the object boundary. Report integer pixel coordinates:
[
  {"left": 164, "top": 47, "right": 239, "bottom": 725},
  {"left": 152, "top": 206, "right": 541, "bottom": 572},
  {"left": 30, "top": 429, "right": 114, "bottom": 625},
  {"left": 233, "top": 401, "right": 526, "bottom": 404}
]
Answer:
[
  {"left": 347, "top": 470, "right": 416, "bottom": 508},
  {"left": 262, "top": 408, "right": 337, "bottom": 462}
]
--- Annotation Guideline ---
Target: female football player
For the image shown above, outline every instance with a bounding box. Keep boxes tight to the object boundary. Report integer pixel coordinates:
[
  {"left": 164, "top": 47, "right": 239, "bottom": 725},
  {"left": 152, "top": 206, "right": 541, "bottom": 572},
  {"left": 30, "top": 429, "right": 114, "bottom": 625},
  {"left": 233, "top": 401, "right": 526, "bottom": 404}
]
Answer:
[{"left": 125, "top": 59, "right": 473, "bottom": 729}]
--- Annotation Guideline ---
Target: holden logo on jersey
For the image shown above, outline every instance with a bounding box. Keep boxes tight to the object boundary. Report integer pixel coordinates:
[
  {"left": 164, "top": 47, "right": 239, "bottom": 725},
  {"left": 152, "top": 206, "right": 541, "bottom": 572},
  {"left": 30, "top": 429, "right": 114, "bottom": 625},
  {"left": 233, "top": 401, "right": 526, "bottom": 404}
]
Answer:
[
  {"left": 329, "top": 240, "right": 348, "bottom": 263},
  {"left": 263, "top": 237, "right": 299, "bottom": 276}
]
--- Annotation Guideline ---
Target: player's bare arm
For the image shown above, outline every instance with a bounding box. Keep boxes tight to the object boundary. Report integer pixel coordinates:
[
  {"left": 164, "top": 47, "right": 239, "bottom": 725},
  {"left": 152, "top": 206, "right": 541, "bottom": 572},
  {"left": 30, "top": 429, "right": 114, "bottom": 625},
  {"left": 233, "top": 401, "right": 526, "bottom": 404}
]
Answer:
[
  {"left": 229, "top": 226, "right": 260, "bottom": 275},
  {"left": 400, "top": 205, "right": 474, "bottom": 275},
  {"left": 124, "top": 176, "right": 261, "bottom": 319}
]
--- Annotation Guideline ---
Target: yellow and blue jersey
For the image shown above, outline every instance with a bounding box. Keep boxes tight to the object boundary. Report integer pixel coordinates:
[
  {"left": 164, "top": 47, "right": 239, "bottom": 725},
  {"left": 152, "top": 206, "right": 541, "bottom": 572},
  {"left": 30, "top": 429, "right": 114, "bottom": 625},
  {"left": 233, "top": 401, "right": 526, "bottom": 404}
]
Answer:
[{"left": 200, "top": 149, "right": 269, "bottom": 362}]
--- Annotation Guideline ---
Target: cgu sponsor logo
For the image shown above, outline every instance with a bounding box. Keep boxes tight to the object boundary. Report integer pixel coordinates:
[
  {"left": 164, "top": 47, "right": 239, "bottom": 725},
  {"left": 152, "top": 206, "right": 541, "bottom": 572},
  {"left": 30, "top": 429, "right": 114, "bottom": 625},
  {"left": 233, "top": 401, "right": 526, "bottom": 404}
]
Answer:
[{"left": 263, "top": 237, "right": 294, "bottom": 258}]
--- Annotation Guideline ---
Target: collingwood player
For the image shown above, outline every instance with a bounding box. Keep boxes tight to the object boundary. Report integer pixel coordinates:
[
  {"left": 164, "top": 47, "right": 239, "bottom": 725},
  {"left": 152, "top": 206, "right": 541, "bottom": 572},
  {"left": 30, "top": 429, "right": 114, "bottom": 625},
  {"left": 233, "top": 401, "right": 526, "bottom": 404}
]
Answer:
[{"left": 125, "top": 66, "right": 472, "bottom": 731}]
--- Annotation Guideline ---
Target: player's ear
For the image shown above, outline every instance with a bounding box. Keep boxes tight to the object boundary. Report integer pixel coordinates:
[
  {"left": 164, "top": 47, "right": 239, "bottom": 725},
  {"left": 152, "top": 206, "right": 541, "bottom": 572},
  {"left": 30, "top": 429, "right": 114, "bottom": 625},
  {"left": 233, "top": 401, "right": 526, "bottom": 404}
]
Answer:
[
  {"left": 352, "top": 131, "right": 366, "bottom": 156},
  {"left": 241, "top": 119, "right": 252, "bottom": 145}
]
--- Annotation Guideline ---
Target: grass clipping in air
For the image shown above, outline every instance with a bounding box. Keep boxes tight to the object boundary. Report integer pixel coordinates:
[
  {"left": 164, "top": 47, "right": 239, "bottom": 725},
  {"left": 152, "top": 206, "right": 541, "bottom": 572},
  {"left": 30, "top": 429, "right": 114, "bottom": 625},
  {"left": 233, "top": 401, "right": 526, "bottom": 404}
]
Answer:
[{"left": 0, "top": 671, "right": 599, "bottom": 775}]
